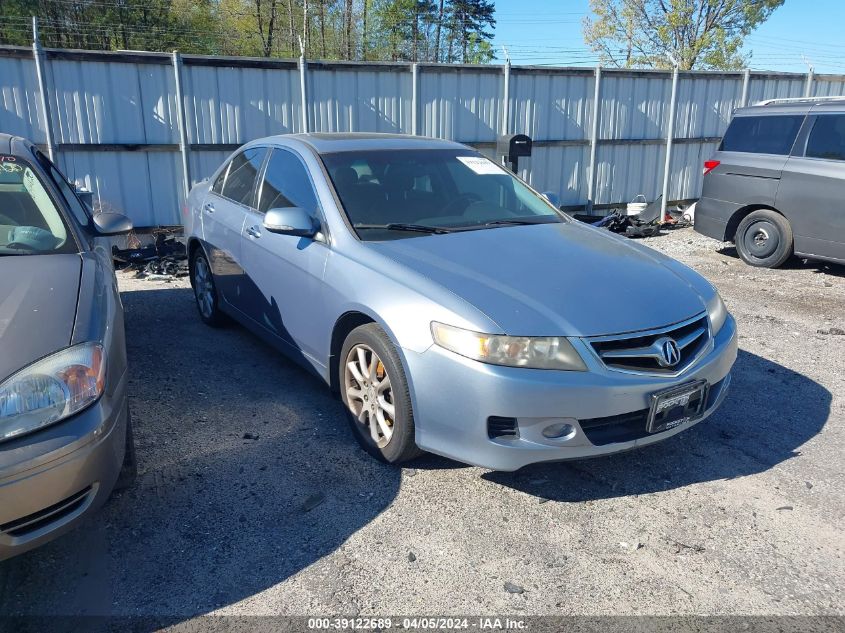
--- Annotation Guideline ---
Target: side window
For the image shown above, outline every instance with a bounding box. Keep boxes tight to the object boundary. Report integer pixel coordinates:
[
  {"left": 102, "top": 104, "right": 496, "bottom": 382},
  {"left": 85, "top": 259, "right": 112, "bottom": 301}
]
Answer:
[
  {"left": 258, "top": 149, "right": 319, "bottom": 215},
  {"left": 34, "top": 150, "right": 90, "bottom": 225},
  {"left": 211, "top": 162, "right": 229, "bottom": 194},
  {"left": 719, "top": 115, "right": 805, "bottom": 155},
  {"left": 221, "top": 147, "right": 267, "bottom": 207},
  {"left": 805, "top": 115, "right": 845, "bottom": 162}
]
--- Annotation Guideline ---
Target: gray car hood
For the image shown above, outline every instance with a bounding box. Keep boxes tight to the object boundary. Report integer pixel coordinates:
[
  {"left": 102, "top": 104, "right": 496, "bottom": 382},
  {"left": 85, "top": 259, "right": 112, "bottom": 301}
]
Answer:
[
  {"left": 368, "top": 221, "right": 706, "bottom": 337},
  {"left": 0, "top": 254, "right": 81, "bottom": 382}
]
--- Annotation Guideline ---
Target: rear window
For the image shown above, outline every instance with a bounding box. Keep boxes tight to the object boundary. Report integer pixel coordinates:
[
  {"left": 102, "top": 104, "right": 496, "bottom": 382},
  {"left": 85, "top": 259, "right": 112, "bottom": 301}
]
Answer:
[
  {"left": 0, "top": 156, "right": 77, "bottom": 255},
  {"left": 719, "top": 114, "right": 804, "bottom": 155}
]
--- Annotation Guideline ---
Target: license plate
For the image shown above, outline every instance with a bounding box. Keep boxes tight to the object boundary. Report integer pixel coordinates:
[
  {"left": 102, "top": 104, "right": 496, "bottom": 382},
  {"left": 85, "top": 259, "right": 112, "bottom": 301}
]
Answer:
[{"left": 647, "top": 380, "right": 708, "bottom": 434}]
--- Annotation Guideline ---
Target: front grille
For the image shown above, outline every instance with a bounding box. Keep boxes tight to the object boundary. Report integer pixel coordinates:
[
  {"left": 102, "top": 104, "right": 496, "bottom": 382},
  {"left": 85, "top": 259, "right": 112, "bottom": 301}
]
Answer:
[
  {"left": 487, "top": 416, "right": 519, "bottom": 439},
  {"left": 0, "top": 486, "right": 92, "bottom": 538},
  {"left": 579, "top": 410, "right": 650, "bottom": 446},
  {"left": 589, "top": 315, "right": 710, "bottom": 374}
]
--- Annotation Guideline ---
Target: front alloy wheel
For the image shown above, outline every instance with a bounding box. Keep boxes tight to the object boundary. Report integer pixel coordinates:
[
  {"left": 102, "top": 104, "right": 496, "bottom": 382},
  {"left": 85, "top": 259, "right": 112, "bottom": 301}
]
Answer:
[
  {"left": 344, "top": 344, "right": 395, "bottom": 448},
  {"left": 339, "top": 323, "right": 422, "bottom": 464}
]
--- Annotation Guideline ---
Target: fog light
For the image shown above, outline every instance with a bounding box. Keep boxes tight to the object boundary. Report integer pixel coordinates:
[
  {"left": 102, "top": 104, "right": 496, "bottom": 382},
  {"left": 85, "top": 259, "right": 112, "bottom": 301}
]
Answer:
[{"left": 542, "top": 423, "right": 575, "bottom": 440}]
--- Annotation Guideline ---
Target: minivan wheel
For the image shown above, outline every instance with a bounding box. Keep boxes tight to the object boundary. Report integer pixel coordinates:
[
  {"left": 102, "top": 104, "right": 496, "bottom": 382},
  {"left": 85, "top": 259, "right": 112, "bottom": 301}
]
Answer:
[
  {"left": 735, "top": 210, "right": 793, "bottom": 268},
  {"left": 340, "top": 324, "right": 423, "bottom": 464},
  {"left": 190, "top": 250, "right": 229, "bottom": 326}
]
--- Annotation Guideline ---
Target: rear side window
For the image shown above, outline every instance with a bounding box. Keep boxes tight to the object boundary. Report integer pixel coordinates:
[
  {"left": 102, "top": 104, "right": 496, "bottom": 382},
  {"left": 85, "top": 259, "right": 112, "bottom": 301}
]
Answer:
[
  {"left": 805, "top": 115, "right": 845, "bottom": 161},
  {"left": 719, "top": 115, "right": 804, "bottom": 155},
  {"left": 257, "top": 149, "right": 319, "bottom": 215},
  {"left": 220, "top": 147, "right": 267, "bottom": 207}
]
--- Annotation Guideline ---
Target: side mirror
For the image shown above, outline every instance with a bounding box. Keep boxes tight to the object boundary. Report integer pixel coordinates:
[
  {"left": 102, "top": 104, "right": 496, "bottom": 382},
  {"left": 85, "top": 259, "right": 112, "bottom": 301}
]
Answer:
[
  {"left": 92, "top": 212, "right": 133, "bottom": 236},
  {"left": 541, "top": 191, "right": 561, "bottom": 208},
  {"left": 263, "top": 207, "right": 318, "bottom": 237}
]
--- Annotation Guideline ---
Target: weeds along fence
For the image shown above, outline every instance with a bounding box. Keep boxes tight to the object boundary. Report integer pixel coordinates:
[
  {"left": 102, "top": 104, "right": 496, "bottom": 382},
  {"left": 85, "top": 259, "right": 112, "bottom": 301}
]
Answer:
[{"left": 2, "top": 43, "right": 844, "bottom": 227}]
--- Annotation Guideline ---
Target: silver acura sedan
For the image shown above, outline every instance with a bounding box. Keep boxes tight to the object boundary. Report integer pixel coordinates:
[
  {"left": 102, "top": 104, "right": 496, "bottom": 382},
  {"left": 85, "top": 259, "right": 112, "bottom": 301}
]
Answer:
[
  {"left": 186, "top": 134, "right": 737, "bottom": 471},
  {"left": 0, "top": 134, "right": 135, "bottom": 560}
]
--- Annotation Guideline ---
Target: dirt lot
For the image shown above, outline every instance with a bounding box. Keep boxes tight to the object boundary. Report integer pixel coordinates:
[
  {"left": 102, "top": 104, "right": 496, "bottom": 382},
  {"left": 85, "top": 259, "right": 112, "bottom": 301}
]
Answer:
[{"left": 1, "top": 227, "right": 843, "bottom": 624}]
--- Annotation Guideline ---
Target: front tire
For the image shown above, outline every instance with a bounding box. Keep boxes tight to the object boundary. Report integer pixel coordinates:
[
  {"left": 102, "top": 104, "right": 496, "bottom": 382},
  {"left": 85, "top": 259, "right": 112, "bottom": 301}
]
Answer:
[
  {"left": 735, "top": 209, "right": 793, "bottom": 268},
  {"left": 340, "top": 324, "right": 422, "bottom": 464},
  {"left": 190, "top": 250, "right": 229, "bottom": 326}
]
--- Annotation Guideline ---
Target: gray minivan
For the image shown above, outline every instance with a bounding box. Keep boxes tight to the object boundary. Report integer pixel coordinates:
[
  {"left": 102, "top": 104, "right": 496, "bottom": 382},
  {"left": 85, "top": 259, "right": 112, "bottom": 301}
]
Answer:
[{"left": 695, "top": 97, "right": 845, "bottom": 268}]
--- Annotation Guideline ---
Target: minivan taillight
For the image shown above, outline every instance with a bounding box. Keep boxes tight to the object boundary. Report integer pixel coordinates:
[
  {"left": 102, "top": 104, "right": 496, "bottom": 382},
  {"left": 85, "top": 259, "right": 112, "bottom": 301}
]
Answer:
[{"left": 703, "top": 160, "right": 720, "bottom": 175}]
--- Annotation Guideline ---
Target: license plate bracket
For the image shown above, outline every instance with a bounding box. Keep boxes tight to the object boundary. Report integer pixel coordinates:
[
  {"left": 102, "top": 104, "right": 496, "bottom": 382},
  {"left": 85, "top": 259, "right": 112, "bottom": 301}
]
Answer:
[{"left": 647, "top": 380, "right": 708, "bottom": 434}]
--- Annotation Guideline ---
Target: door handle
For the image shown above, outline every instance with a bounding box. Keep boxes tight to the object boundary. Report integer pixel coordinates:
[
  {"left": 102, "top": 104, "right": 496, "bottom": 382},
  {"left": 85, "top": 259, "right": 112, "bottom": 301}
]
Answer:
[
  {"left": 246, "top": 225, "right": 262, "bottom": 239},
  {"left": 203, "top": 202, "right": 215, "bottom": 214}
]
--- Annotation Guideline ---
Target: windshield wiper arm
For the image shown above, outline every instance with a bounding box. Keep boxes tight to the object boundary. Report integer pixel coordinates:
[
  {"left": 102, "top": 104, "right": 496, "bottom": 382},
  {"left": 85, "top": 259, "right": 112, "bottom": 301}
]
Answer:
[
  {"left": 353, "top": 223, "right": 453, "bottom": 234},
  {"left": 483, "top": 217, "right": 558, "bottom": 227}
]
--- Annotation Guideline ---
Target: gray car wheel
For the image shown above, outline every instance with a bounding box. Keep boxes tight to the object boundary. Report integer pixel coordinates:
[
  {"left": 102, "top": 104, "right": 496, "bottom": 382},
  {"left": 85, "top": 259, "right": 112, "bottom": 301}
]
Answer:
[
  {"left": 340, "top": 323, "right": 423, "bottom": 464},
  {"left": 190, "top": 250, "right": 229, "bottom": 326},
  {"left": 735, "top": 209, "right": 793, "bottom": 269}
]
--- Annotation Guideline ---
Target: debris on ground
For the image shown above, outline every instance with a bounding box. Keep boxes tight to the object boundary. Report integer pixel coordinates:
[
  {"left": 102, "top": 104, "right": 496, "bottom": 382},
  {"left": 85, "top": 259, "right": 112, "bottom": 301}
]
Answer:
[
  {"left": 407, "top": 551, "right": 417, "bottom": 562},
  {"left": 504, "top": 581, "right": 525, "bottom": 594},
  {"left": 775, "top": 505, "right": 794, "bottom": 511},
  {"left": 113, "top": 228, "right": 188, "bottom": 280},
  {"left": 817, "top": 327, "right": 845, "bottom": 335},
  {"left": 571, "top": 196, "right": 693, "bottom": 239},
  {"left": 671, "top": 540, "right": 706, "bottom": 554},
  {"left": 301, "top": 493, "right": 326, "bottom": 512}
]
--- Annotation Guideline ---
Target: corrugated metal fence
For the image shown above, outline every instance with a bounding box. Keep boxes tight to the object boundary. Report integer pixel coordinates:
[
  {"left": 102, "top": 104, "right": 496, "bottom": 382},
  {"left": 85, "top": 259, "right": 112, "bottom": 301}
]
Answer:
[{"left": 1, "top": 44, "right": 844, "bottom": 227}]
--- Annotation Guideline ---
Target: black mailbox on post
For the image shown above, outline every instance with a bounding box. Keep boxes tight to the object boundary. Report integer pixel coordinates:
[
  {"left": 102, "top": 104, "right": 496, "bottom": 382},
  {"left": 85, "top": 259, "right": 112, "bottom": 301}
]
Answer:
[{"left": 496, "top": 134, "right": 532, "bottom": 173}]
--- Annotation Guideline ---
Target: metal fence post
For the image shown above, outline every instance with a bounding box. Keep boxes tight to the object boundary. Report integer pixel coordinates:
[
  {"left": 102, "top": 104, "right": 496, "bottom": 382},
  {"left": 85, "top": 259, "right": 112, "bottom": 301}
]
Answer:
[
  {"left": 501, "top": 59, "right": 511, "bottom": 136},
  {"left": 31, "top": 17, "right": 55, "bottom": 161},
  {"left": 804, "top": 67, "right": 815, "bottom": 97},
  {"left": 660, "top": 66, "right": 679, "bottom": 221},
  {"left": 299, "top": 41, "right": 309, "bottom": 133},
  {"left": 171, "top": 51, "right": 191, "bottom": 202},
  {"left": 411, "top": 63, "right": 419, "bottom": 135},
  {"left": 586, "top": 66, "right": 602, "bottom": 213},
  {"left": 740, "top": 68, "right": 751, "bottom": 107}
]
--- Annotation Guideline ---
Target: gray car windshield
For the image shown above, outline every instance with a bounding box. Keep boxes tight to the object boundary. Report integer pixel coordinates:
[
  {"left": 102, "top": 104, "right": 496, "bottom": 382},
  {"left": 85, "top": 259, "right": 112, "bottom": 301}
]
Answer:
[
  {"left": 322, "top": 149, "right": 563, "bottom": 239},
  {"left": 0, "top": 157, "right": 76, "bottom": 255}
]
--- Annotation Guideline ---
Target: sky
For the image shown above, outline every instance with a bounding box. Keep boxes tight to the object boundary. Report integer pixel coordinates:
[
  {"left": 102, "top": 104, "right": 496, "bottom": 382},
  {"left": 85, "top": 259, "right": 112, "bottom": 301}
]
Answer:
[{"left": 491, "top": 0, "right": 845, "bottom": 75}]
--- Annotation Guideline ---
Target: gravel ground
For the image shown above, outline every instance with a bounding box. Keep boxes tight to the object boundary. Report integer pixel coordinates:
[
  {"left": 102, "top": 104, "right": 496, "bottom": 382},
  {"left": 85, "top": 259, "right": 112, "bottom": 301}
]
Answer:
[{"left": 1, "top": 227, "right": 843, "bottom": 624}]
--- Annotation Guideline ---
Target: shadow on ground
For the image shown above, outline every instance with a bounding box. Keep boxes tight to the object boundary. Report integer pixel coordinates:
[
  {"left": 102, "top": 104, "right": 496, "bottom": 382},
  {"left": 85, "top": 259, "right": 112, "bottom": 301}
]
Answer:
[
  {"left": 716, "top": 246, "right": 845, "bottom": 277},
  {"left": 485, "top": 349, "right": 831, "bottom": 501},
  {"left": 0, "top": 285, "right": 401, "bottom": 623}
]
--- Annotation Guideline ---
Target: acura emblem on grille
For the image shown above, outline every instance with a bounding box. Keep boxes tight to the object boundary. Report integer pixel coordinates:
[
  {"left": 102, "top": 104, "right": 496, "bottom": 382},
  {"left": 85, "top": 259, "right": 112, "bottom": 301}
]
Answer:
[{"left": 655, "top": 337, "right": 681, "bottom": 367}]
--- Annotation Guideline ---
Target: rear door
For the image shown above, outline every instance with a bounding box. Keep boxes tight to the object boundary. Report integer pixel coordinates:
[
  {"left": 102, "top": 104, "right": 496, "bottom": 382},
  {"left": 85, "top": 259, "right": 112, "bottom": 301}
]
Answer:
[
  {"left": 202, "top": 147, "right": 267, "bottom": 306},
  {"left": 776, "top": 111, "right": 845, "bottom": 261},
  {"left": 706, "top": 112, "right": 805, "bottom": 206},
  {"left": 239, "top": 147, "right": 330, "bottom": 368}
]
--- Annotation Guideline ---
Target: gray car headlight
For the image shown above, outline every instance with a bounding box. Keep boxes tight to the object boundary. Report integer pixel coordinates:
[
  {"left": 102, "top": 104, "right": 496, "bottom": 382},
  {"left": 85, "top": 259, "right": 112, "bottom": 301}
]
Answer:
[
  {"left": 0, "top": 343, "right": 105, "bottom": 442},
  {"left": 706, "top": 292, "right": 728, "bottom": 334},
  {"left": 431, "top": 322, "right": 587, "bottom": 371}
]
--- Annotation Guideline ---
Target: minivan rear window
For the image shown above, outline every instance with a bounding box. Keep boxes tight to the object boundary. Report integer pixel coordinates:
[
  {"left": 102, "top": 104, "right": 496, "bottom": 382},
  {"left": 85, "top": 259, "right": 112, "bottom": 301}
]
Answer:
[
  {"left": 805, "top": 114, "right": 845, "bottom": 162},
  {"left": 719, "top": 115, "right": 804, "bottom": 155}
]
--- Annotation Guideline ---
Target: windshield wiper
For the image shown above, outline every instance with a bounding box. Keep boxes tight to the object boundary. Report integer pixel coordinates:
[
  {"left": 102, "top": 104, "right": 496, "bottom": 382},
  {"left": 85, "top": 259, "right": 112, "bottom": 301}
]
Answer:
[
  {"left": 482, "top": 217, "right": 559, "bottom": 227},
  {"left": 353, "top": 223, "right": 453, "bottom": 234}
]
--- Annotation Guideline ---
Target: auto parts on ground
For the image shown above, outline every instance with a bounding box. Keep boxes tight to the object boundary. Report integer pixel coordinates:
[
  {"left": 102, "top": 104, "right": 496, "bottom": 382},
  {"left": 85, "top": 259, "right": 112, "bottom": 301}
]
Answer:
[
  {"left": 112, "top": 227, "right": 188, "bottom": 279},
  {"left": 573, "top": 196, "right": 692, "bottom": 238}
]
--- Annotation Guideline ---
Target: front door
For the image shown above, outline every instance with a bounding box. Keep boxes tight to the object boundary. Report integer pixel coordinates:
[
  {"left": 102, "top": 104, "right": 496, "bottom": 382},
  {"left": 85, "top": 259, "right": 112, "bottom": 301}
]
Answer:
[
  {"left": 239, "top": 147, "right": 330, "bottom": 370},
  {"left": 776, "top": 112, "right": 845, "bottom": 262}
]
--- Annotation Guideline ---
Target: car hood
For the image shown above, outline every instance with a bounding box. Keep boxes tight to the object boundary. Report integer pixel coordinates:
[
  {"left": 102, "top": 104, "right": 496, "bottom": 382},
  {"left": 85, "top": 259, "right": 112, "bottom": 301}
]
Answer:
[
  {"left": 0, "top": 254, "right": 82, "bottom": 382},
  {"left": 367, "top": 221, "right": 707, "bottom": 337}
]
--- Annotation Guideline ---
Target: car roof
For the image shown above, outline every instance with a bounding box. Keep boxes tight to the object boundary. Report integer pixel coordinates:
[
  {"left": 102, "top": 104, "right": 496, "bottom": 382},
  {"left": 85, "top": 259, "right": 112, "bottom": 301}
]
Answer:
[
  {"left": 734, "top": 97, "right": 845, "bottom": 117},
  {"left": 264, "top": 133, "right": 470, "bottom": 154}
]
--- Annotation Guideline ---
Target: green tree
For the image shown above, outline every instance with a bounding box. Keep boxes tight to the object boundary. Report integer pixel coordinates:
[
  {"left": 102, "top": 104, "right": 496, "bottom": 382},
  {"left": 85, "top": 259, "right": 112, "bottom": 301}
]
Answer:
[{"left": 583, "top": 0, "right": 784, "bottom": 70}]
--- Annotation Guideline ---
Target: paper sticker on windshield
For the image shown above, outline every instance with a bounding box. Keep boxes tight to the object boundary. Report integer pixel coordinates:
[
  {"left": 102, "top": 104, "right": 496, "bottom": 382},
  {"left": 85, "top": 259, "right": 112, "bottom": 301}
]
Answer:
[{"left": 457, "top": 156, "right": 506, "bottom": 175}]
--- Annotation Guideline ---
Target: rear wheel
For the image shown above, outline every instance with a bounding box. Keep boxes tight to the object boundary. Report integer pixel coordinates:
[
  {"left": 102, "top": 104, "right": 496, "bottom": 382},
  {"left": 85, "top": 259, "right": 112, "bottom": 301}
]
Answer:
[
  {"left": 190, "top": 250, "right": 229, "bottom": 326},
  {"left": 735, "top": 209, "right": 793, "bottom": 268},
  {"left": 340, "top": 324, "right": 422, "bottom": 464}
]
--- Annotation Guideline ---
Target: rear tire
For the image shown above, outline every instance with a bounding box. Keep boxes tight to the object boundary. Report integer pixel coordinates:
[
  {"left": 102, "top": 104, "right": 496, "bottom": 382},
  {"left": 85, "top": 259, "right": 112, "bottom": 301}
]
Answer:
[
  {"left": 340, "top": 324, "right": 423, "bottom": 464},
  {"left": 190, "top": 250, "right": 229, "bottom": 326},
  {"left": 735, "top": 209, "right": 793, "bottom": 268}
]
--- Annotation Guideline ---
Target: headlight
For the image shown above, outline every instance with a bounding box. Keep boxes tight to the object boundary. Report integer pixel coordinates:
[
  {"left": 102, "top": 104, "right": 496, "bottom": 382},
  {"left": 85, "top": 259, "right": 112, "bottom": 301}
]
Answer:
[
  {"left": 0, "top": 343, "right": 105, "bottom": 442},
  {"left": 706, "top": 292, "right": 728, "bottom": 334},
  {"left": 431, "top": 322, "right": 587, "bottom": 371}
]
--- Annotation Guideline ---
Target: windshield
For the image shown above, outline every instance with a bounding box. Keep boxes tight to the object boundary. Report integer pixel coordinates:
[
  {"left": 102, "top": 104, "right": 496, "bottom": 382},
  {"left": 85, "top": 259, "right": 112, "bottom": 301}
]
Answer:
[
  {"left": 0, "top": 156, "right": 77, "bottom": 255},
  {"left": 322, "top": 149, "right": 564, "bottom": 239}
]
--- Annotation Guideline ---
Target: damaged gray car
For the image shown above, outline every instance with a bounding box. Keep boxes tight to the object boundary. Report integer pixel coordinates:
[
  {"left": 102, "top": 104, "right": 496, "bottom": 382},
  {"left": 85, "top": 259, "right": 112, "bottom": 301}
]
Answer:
[{"left": 0, "top": 134, "right": 135, "bottom": 560}]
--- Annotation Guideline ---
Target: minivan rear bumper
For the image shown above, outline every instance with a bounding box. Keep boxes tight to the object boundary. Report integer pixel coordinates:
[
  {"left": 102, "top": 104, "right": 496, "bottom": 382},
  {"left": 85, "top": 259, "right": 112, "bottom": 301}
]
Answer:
[{"left": 694, "top": 197, "right": 736, "bottom": 242}]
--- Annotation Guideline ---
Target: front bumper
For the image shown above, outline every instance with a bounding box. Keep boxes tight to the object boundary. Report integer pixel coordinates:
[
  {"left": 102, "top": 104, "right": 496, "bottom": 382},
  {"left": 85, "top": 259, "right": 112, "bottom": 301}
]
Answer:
[
  {"left": 405, "top": 315, "right": 738, "bottom": 471},
  {"left": 0, "top": 371, "right": 128, "bottom": 561}
]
